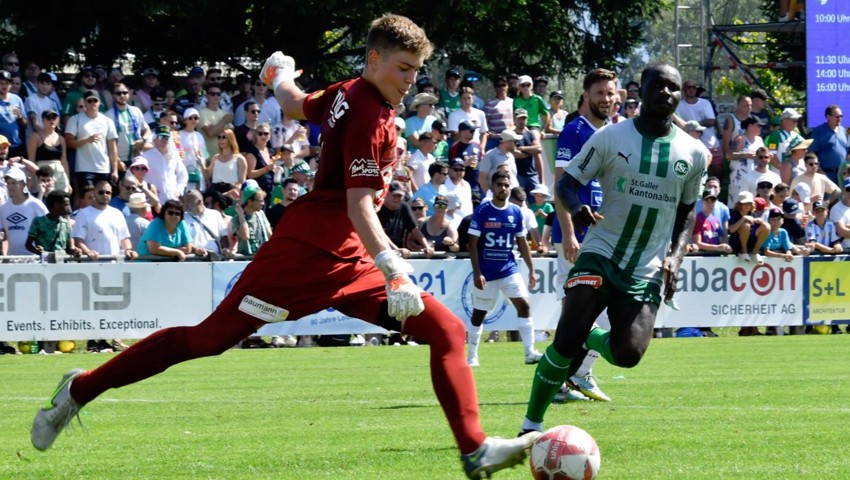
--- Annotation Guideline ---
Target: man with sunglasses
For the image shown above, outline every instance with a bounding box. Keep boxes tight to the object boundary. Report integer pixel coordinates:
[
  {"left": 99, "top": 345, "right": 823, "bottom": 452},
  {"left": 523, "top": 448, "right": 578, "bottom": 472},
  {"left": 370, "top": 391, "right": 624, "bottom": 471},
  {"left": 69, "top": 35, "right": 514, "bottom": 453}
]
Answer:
[
  {"left": 71, "top": 179, "right": 137, "bottom": 261},
  {"left": 109, "top": 82, "right": 150, "bottom": 168},
  {"left": 809, "top": 105, "right": 848, "bottom": 185},
  {"left": 790, "top": 152, "right": 842, "bottom": 208},
  {"left": 444, "top": 158, "right": 473, "bottom": 217},
  {"left": 199, "top": 85, "right": 234, "bottom": 156},
  {"left": 65, "top": 90, "right": 120, "bottom": 203},
  {"left": 197, "top": 68, "right": 233, "bottom": 113},
  {"left": 742, "top": 147, "right": 781, "bottom": 198},
  {"left": 483, "top": 76, "right": 514, "bottom": 151},
  {"left": 513, "top": 75, "right": 549, "bottom": 132}
]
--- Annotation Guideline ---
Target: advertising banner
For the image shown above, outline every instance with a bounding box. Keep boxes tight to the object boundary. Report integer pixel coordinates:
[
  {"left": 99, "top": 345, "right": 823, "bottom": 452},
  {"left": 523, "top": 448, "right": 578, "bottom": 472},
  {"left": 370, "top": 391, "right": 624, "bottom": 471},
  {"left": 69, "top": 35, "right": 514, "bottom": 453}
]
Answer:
[
  {"left": 805, "top": 257, "right": 850, "bottom": 324},
  {"left": 2, "top": 255, "right": 835, "bottom": 341},
  {"left": 658, "top": 256, "right": 803, "bottom": 328},
  {"left": 1, "top": 263, "right": 212, "bottom": 341}
]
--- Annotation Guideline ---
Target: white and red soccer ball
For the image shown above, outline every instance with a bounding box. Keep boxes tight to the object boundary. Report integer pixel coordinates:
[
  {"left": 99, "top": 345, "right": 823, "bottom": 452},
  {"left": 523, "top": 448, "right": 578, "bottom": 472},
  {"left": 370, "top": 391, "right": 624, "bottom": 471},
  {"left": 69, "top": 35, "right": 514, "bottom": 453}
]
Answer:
[{"left": 530, "top": 425, "right": 601, "bottom": 480}]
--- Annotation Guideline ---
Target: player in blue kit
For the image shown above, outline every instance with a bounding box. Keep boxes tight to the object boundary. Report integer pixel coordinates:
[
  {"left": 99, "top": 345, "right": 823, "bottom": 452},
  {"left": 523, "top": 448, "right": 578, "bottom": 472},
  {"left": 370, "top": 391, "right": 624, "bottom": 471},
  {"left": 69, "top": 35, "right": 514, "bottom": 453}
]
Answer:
[
  {"left": 548, "top": 68, "right": 618, "bottom": 402},
  {"left": 467, "top": 170, "right": 542, "bottom": 366}
]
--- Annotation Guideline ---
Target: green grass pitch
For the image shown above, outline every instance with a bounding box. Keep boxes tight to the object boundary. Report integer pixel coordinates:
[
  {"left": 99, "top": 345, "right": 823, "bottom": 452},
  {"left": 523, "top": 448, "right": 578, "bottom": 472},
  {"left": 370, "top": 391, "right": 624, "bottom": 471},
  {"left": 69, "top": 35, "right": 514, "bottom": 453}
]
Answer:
[{"left": 2, "top": 335, "right": 849, "bottom": 479}]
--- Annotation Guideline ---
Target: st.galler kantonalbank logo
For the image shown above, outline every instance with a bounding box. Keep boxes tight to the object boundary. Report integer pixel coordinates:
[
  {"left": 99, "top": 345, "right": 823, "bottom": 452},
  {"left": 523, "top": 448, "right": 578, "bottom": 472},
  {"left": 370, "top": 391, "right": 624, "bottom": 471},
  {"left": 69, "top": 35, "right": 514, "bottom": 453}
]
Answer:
[{"left": 460, "top": 272, "right": 508, "bottom": 324}]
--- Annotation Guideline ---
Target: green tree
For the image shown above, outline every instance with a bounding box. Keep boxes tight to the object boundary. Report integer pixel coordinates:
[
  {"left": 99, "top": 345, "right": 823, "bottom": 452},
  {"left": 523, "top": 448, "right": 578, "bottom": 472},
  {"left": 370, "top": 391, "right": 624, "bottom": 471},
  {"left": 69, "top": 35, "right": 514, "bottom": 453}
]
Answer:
[{"left": 1, "top": 0, "right": 668, "bottom": 87}]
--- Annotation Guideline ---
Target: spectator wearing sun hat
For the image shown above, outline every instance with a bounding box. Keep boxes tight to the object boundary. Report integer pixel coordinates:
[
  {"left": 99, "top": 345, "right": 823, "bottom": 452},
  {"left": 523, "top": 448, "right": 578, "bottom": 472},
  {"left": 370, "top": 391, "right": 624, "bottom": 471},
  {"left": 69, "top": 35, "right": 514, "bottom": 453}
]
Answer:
[
  {"left": 784, "top": 135, "right": 813, "bottom": 183},
  {"left": 405, "top": 92, "right": 439, "bottom": 151}
]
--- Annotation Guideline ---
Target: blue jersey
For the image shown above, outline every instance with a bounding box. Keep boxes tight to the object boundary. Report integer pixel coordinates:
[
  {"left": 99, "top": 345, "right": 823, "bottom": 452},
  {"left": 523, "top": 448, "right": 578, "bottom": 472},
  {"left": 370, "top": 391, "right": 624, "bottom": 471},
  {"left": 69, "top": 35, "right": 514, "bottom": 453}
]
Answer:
[
  {"left": 551, "top": 179, "right": 602, "bottom": 243},
  {"left": 552, "top": 116, "right": 605, "bottom": 243},
  {"left": 468, "top": 201, "right": 527, "bottom": 281}
]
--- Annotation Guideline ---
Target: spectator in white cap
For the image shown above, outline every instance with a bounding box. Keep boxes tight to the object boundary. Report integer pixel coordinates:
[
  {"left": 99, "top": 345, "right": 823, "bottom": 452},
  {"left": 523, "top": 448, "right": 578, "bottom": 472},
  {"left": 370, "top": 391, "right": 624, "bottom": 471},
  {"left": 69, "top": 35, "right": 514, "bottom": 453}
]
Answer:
[
  {"left": 405, "top": 92, "right": 438, "bottom": 151},
  {"left": 125, "top": 192, "right": 151, "bottom": 249},
  {"left": 765, "top": 107, "right": 804, "bottom": 178},
  {"left": 529, "top": 184, "right": 553, "bottom": 237},
  {"left": 728, "top": 190, "right": 769, "bottom": 265},
  {"left": 394, "top": 116, "right": 408, "bottom": 152},
  {"left": 127, "top": 155, "right": 161, "bottom": 215},
  {"left": 513, "top": 75, "right": 549, "bottom": 131},
  {"left": 0, "top": 167, "right": 48, "bottom": 255},
  {"left": 791, "top": 181, "right": 811, "bottom": 211},
  {"left": 178, "top": 107, "right": 208, "bottom": 192},
  {"left": 790, "top": 152, "right": 841, "bottom": 211},
  {"left": 784, "top": 135, "right": 813, "bottom": 183},
  {"left": 478, "top": 129, "right": 521, "bottom": 193},
  {"left": 682, "top": 120, "right": 705, "bottom": 140}
]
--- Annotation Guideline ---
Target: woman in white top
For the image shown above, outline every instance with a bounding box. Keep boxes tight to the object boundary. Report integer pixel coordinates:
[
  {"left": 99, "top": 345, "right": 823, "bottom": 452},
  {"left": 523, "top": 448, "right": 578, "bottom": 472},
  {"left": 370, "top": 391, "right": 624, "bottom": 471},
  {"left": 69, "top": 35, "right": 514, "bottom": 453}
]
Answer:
[
  {"left": 178, "top": 107, "right": 209, "bottom": 193},
  {"left": 204, "top": 128, "right": 246, "bottom": 199}
]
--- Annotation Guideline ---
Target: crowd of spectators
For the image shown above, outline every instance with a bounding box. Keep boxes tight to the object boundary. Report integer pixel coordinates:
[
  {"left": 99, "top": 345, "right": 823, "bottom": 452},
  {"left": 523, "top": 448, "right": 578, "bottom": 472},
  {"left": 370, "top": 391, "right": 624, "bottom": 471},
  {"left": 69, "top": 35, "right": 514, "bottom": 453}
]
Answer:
[{"left": 1, "top": 50, "right": 849, "bottom": 350}]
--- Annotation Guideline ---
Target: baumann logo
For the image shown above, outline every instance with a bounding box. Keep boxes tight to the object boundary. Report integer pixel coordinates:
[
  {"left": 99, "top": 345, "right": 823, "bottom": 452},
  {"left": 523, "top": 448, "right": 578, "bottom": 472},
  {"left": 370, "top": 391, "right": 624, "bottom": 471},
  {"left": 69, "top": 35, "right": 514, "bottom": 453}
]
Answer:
[{"left": 674, "top": 259, "right": 795, "bottom": 296}]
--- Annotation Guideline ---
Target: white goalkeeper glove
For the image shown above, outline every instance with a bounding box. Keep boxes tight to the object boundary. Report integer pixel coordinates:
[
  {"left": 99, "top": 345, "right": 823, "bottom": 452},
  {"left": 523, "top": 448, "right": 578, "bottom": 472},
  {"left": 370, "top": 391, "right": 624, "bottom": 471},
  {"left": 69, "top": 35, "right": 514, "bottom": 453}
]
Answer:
[
  {"left": 260, "top": 51, "right": 301, "bottom": 90},
  {"left": 374, "top": 250, "right": 425, "bottom": 322}
]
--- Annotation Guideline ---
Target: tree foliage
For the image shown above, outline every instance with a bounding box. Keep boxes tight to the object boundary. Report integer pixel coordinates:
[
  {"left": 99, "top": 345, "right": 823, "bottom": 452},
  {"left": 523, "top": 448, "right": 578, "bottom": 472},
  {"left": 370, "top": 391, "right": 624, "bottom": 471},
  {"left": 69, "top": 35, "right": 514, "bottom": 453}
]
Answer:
[{"left": 1, "top": 0, "right": 667, "bottom": 87}]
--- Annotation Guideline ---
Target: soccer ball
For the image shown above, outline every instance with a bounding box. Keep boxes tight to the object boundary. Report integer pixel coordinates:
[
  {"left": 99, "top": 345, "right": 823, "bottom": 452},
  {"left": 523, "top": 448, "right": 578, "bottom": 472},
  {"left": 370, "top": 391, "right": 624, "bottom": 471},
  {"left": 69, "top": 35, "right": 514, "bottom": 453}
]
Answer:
[{"left": 530, "top": 425, "right": 600, "bottom": 480}]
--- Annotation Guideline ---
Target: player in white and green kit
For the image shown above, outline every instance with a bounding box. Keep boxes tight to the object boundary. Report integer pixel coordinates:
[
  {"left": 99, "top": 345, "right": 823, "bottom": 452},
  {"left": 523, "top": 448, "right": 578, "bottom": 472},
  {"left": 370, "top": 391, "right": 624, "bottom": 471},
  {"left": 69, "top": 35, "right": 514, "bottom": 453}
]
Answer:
[{"left": 519, "top": 63, "right": 709, "bottom": 435}]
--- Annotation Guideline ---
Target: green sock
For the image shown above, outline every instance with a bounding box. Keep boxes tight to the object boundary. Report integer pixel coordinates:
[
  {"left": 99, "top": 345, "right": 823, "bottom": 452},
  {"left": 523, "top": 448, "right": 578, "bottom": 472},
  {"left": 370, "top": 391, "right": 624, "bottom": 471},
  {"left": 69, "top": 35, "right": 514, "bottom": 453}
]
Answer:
[
  {"left": 525, "top": 344, "right": 572, "bottom": 423},
  {"left": 586, "top": 327, "right": 615, "bottom": 364}
]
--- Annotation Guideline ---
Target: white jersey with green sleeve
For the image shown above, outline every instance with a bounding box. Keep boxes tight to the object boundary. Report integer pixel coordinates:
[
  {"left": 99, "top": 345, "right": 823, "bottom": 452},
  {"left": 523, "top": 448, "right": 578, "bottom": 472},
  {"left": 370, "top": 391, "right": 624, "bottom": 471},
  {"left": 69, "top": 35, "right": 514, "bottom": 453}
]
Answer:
[{"left": 565, "top": 119, "right": 709, "bottom": 285}]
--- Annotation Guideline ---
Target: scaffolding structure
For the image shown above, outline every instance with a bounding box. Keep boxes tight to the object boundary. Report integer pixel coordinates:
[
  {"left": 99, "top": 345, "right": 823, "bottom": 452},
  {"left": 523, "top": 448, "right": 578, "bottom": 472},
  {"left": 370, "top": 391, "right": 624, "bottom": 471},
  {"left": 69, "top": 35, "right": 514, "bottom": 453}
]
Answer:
[{"left": 674, "top": 0, "right": 805, "bottom": 108}]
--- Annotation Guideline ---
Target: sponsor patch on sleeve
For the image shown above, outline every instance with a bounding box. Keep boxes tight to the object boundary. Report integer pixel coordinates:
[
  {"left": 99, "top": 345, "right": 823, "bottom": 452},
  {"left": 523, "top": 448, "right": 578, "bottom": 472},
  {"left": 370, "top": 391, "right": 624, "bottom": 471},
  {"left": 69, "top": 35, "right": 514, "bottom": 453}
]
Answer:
[
  {"left": 238, "top": 295, "right": 290, "bottom": 323},
  {"left": 566, "top": 275, "right": 603, "bottom": 289},
  {"left": 350, "top": 158, "right": 381, "bottom": 177}
]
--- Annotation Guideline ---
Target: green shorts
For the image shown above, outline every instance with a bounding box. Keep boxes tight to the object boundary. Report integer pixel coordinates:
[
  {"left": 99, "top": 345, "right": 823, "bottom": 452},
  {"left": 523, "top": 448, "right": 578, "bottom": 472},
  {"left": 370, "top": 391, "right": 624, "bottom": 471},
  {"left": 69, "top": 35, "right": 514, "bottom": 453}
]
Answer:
[{"left": 566, "top": 252, "right": 662, "bottom": 306}]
